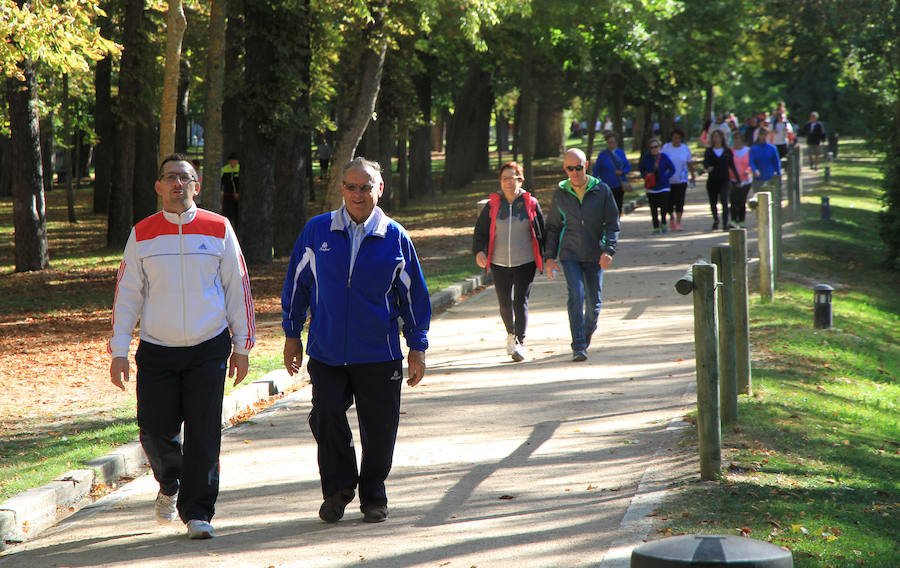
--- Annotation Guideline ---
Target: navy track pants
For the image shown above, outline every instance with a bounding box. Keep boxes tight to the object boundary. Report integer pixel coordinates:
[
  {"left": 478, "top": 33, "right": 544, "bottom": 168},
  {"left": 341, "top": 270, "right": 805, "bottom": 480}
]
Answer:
[
  {"left": 136, "top": 329, "right": 231, "bottom": 523},
  {"left": 307, "top": 358, "right": 402, "bottom": 509}
]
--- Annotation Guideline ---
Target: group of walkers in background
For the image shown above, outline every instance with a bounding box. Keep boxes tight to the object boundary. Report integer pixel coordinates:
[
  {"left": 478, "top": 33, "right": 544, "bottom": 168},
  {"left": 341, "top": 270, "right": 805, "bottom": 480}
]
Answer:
[{"left": 474, "top": 103, "right": 826, "bottom": 363}]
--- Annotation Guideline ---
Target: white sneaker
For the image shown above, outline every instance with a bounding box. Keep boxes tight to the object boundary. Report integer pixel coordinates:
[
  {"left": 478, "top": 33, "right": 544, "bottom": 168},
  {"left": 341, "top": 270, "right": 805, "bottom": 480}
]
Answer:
[
  {"left": 154, "top": 491, "right": 178, "bottom": 525},
  {"left": 506, "top": 333, "right": 516, "bottom": 356},
  {"left": 187, "top": 519, "right": 214, "bottom": 539},
  {"left": 511, "top": 341, "right": 526, "bottom": 362}
]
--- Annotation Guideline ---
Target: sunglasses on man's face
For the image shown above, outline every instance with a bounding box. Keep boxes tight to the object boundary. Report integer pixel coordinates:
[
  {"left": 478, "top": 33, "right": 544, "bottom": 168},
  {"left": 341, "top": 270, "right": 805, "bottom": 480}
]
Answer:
[
  {"left": 650, "top": 145, "right": 660, "bottom": 149},
  {"left": 565, "top": 165, "right": 585, "bottom": 172}
]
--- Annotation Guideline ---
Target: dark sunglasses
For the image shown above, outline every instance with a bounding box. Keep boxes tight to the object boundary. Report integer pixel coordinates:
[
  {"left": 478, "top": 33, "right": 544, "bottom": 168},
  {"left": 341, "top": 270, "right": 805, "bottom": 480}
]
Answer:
[
  {"left": 565, "top": 165, "right": 585, "bottom": 172},
  {"left": 649, "top": 145, "right": 660, "bottom": 149}
]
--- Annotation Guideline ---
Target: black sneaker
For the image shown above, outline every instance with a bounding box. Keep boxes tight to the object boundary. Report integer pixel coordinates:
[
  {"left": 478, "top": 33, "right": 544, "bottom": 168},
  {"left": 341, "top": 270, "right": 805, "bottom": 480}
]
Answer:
[
  {"left": 711, "top": 218, "right": 719, "bottom": 230},
  {"left": 319, "top": 488, "right": 355, "bottom": 523},
  {"left": 362, "top": 505, "right": 389, "bottom": 523}
]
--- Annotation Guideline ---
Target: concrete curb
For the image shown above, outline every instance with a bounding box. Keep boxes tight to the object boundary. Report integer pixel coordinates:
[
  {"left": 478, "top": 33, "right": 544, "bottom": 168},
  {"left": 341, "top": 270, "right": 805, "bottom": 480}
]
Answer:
[
  {"left": 0, "top": 367, "right": 306, "bottom": 548},
  {"left": 429, "top": 272, "right": 493, "bottom": 312}
]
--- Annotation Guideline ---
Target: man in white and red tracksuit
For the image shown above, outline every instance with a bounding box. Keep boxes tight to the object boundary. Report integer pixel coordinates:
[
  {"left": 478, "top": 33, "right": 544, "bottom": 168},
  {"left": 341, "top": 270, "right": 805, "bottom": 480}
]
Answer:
[
  {"left": 282, "top": 157, "right": 431, "bottom": 524},
  {"left": 109, "top": 153, "right": 256, "bottom": 540}
]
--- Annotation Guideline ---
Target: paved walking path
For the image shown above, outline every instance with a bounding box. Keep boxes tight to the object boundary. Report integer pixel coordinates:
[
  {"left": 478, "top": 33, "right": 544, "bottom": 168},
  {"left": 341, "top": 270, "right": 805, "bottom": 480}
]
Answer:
[{"left": 0, "top": 177, "right": 786, "bottom": 568}]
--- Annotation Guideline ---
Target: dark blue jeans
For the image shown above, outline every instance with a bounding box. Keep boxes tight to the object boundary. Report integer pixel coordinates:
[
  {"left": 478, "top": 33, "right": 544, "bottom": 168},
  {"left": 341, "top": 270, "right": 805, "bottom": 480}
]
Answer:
[{"left": 560, "top": 259, "right": 604, "bottom": 352}]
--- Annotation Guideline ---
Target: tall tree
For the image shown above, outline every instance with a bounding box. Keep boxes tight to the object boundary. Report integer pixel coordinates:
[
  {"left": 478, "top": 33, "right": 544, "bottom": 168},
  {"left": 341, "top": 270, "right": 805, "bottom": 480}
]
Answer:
[
  {"left": 323, "top": 0, "right": 389, "bottom": 211},
  {"left": 2, "top": 0, "right": 118, "bottom": 270},
  {"left": 202, "top": 0, "right": 227, "bottom": 214},
  {"left": 241, "top": 0, "right": 311, "bottom": 263},
  {"left": 159, "top": 0, "right": 187, "bottom": 163},
  {"left": 107, "top": 0, "right": 144, "bottom": 247}
]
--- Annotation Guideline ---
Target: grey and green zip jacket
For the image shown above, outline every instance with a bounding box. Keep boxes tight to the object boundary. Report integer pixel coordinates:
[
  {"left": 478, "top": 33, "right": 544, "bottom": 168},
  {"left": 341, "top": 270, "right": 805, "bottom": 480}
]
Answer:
[{"left": 544, "top": 175, "right": 620, "bottom": 262}]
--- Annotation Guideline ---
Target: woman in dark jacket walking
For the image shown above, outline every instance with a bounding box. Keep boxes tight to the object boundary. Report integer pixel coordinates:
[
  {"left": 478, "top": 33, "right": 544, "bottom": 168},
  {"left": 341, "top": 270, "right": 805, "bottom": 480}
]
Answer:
[
  {"left": 473, "top": 161, "right": 544, "bottom": 362},
  {"left": 638, "top": 138, "right": 676, "bottom": 234},
  {"left": 702, "top": 129, "right": 739, "bottom": 231}
]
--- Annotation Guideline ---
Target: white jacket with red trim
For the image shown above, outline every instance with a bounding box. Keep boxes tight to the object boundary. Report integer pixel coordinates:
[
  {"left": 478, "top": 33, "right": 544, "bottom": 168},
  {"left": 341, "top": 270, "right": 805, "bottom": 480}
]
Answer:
[{"left": 109, "top": 204, "right": 255, "bottom": 358}]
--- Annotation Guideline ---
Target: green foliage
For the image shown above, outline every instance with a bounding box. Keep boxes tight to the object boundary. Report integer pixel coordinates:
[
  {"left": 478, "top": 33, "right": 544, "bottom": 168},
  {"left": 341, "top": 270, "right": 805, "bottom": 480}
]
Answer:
[{"left": 0, "top": 1, "right": 120, "bottom": 80}]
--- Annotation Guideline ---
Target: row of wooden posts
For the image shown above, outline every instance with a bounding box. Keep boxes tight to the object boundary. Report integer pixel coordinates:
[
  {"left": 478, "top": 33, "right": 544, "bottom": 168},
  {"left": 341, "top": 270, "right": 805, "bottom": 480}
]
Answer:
[{"left": 676, "top": 146, "right": 806, "bottom": 481}]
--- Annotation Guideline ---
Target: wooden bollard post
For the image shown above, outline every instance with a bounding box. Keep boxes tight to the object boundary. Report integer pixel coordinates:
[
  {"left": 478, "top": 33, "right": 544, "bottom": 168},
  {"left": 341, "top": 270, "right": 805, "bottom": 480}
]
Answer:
[
  {"left": 692, "top": 263, "right": 721, "bottom": 481},
  {"left": 729, "top": 229, "right": 752, "bottom": 395},
  {"left": 757, "top": 192, "right": 774, "bottom": 302},
  {"left": 712, "top": 245, "right": 738, "bottom": 426},
  {"left": 785, "top": 157, "right": 796, "bottom": 222},
  {"left": 773, "top": 175, "right": 783, "bottom": 279}
]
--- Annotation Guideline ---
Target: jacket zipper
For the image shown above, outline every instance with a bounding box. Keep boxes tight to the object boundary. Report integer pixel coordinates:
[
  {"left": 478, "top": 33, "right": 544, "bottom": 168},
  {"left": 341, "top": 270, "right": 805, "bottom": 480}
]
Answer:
[
  {"left": 178, "top": 213, "right": 187, "bottom": 344},
  {"left": 507, "top": 202, "right": 513, "bottom": 266}
]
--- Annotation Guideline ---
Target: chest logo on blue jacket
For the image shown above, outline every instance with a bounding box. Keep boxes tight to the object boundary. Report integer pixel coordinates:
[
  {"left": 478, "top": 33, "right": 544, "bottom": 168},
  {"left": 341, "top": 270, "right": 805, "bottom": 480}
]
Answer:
[
  {"left": 198, "top": 243, "right": 208, "bottom": 250},
  {"left": 319, "top": 241, "right": 331, "bottom": 252}
]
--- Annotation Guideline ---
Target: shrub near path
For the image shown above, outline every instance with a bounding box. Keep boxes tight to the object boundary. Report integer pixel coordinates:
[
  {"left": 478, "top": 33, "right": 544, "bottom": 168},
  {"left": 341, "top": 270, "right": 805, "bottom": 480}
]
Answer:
[{"left": 657, "top": 140, "right": 900, "bottom": 567}]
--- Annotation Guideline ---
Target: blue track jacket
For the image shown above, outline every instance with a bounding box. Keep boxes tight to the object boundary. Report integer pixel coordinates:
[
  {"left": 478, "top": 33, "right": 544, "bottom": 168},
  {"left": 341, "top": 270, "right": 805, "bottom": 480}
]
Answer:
[
  {"left": 281, "top": 206, "right": 431, "bottom": 366},
  {"left": 749, "top": 142, "right": 782, "bottom": 182}
]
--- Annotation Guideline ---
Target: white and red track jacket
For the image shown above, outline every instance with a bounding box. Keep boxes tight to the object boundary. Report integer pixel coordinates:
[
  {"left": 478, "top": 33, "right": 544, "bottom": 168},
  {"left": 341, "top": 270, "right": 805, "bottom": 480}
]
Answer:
[{"left": 109, "top": 205, "right": 255, "bottom": 358}]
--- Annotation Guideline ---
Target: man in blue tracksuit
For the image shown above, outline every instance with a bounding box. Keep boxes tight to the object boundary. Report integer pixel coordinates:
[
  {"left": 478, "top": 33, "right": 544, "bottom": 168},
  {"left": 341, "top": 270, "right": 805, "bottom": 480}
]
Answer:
[{"left": 281, "top": 157, "right": 431, "bottom": 524}]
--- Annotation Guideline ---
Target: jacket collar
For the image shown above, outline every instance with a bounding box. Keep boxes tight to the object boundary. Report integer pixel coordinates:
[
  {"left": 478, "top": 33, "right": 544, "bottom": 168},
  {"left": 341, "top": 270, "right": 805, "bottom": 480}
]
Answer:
[
  {"left": 558, "top": 175, "right": 600, "bottom": 194},
  {"left": 330, "top": 205, "right": 389, "bottom": 238},
  {"left": 161, "top": 203, "right": 198, "bottom": 225}
]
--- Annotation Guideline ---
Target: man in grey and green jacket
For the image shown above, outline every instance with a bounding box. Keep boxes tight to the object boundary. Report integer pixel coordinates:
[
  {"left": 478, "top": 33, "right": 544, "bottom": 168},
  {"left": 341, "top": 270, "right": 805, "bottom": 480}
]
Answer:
[{"left": 544, "top": 149, "right": 620, "bottom": 362}]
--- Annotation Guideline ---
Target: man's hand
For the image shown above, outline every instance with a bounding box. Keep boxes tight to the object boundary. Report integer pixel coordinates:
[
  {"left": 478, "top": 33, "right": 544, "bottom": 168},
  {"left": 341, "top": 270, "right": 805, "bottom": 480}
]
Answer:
[
  {"left": 475, "top": 251, "right": 487, "bottom": 268},
  {"left": 284, "top": 337, "right": 303, "bottom": 376},
  {"left": 545, "top": 258, "right": 559, "bottom": 280},
  {"left": 407, "top": 350, "right": 426, "bottom": 387},
  {"left": 110, "top": 357, "right": 130, "bottom": 391},
  {"left": 229, "top": 353, "right": 249, "bottom": 386},
  {"left": 599, "top": 252, "right": 613, "bottom": 269}
]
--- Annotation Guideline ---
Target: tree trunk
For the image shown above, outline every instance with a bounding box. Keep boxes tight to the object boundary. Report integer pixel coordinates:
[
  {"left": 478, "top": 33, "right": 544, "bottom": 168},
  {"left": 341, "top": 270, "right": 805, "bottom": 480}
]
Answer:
[
  {"left": 323, "top": 7, "right": 388, "bottom": 211},
  {"left": 659, "top": 110, "right": 675, "bottom": 143},
  {"left": 396, "top": 114, "right": 408, "bottom": 207},
  {"left": 704, "top": 83, "right": 715, "bottom": 124},
  {"left": 496, "top": 109, "right": 510, "bottom": 153},
  {"left": 444, "top": 67, "right": 492, "bottom": 189},
  {"left": 376, "top": 110, "right": 395, "bottom": 211},
  {"left": 93, "top": 50, "right": 114, "bottom": 214},
  {"left": 612, "top": 75, "right": 625, "bottom": 143},
  {"left": 223, "top": 0, "right": 243, "bottom": 157},
  {"left": 175, "top": 58, "right": 190, "bottom": 153},
  {"left": 108, "top": 0, "right": 145, "bottom": 247},
  {"left": 62, "top": 74, "right": 77, "bottom": 223},
  {"left": 6, "top": 60, "right": 49, "bottom": 271},
  {"left": 239, "top": 0, "right": 278, "bottom": 264},
  {"left": 585, "top": 76, "right": 607, "bottom": 162},
  {"left": 133, "top": 116, "right": 159, "bottom": 220},
  {"left": 39, "top": 102, "right": 54, "bottom": 194},
  {"left": 159, "top": 0, "right": 186, "bottom": 163},
  {"left": 534, "top": 101, "right": 564, "bottom": 159},
  {"left": 518, "top": 33, "right": 537, "bottom": 186},
  {"left": 495, "top": 105, "right": 503, "bottom": 170},
  {"left": 273, "top": 132, "right": 308, "bottom": 258},
  {"left": 408, "top": 67, "right": 433, "bottom": 200},
  {"left": 0, "top": 134, "right": 11, "bottom": 197},
  {"left": 202, "top": 0, "right": 227, "bottom": 214},
  {"left": 431, "top": 112, "right": 444, "bottom": 153}
]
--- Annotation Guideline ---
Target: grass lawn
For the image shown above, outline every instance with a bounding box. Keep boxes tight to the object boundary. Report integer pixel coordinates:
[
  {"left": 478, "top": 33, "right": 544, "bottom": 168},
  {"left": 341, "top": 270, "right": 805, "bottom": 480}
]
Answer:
[{"left": 656, "top": 139, "right": 900, "bottom": 567}]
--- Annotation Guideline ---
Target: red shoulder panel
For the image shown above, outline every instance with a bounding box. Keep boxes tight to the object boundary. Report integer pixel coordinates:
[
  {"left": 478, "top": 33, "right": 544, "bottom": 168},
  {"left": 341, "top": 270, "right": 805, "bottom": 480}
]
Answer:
[{"left": 134, "top": 210, "right": 227, "bottom": 241}]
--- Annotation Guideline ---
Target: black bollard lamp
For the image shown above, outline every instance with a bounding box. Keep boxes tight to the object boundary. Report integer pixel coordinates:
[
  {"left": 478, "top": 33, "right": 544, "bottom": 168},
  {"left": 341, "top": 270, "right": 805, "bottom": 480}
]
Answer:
[{"left": 814, "top": 284, "right": 834, "bottom": 329}]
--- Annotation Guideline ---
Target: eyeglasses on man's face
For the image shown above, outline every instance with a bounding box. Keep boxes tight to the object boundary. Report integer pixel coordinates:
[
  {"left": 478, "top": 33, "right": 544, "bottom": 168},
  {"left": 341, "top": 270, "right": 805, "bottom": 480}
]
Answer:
[
  {"left": 565, "top": 165, "right": 585, "bottom": 172},
  {"left": 342, "top": 182, "right": 375, "bottom": 194},
  {"left": 159, "top": 172, "right": 197, "bottom": 184}
]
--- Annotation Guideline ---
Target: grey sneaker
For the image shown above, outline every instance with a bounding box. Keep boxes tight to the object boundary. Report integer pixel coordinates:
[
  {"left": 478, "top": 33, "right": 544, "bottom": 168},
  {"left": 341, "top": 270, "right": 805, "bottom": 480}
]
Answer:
[
  {"left": 186, "top": 519, "right": 214, "bottom": 539},
  {"left": 572, "top": 350, "right": 588, "bottom": 362},
  {"left": 506, "top": 333, "right": 516, "bottom": 356},
  {"left": 154, "top": 491, "right": 178, "bottom": 525}
]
